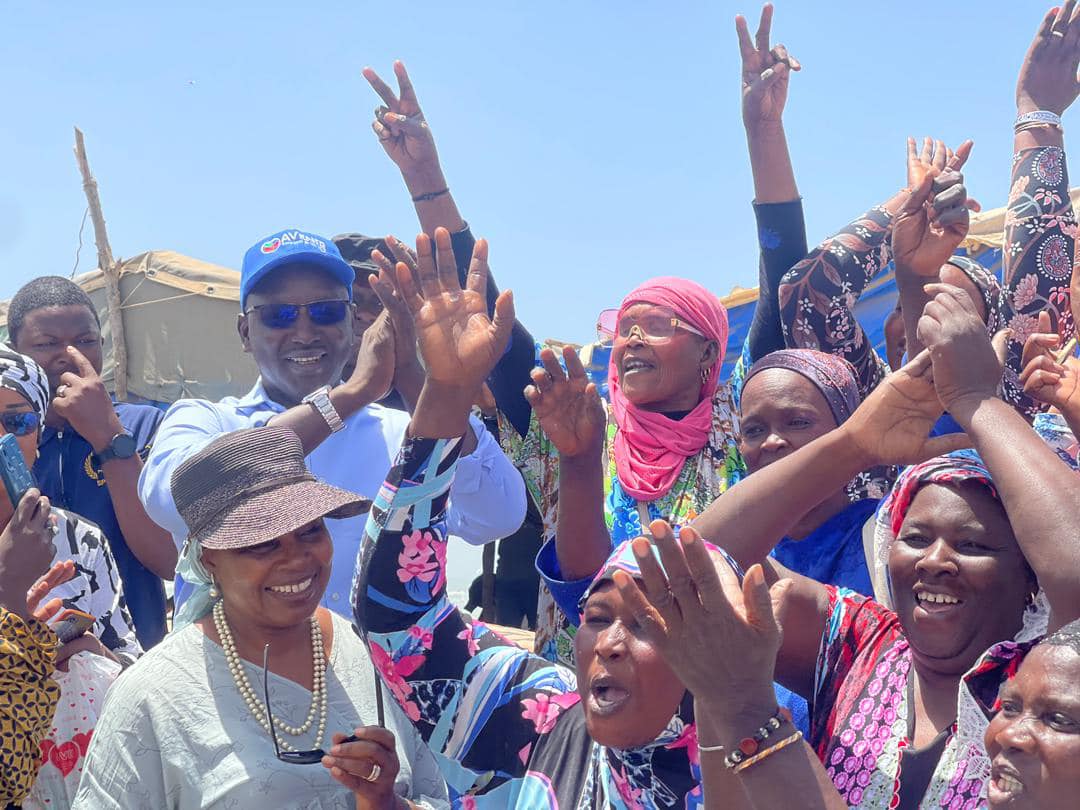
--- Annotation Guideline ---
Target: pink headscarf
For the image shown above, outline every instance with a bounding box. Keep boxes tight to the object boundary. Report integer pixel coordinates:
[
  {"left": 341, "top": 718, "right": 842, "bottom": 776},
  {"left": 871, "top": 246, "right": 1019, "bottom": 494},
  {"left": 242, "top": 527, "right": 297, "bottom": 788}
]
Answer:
[{"left": 608, "top": 277, "right": 729, "bottom": 502}]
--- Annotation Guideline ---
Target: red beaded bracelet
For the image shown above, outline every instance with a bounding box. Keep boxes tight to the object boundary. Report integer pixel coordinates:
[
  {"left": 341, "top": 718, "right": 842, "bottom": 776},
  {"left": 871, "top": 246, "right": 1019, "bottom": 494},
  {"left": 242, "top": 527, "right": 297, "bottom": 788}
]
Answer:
[{"left": 722, "top": 707, "right": 792, "bottom": 770}]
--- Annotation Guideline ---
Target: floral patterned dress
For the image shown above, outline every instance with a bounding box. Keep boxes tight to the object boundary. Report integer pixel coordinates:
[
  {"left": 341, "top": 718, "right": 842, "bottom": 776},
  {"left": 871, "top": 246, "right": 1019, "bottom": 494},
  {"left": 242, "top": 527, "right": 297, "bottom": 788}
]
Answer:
[
  {"left": 777, "top": 146, "right": 1076, "bottom": 419},
  {"left": 499, "top": 387, "right": 744, "bottom": 664},
  {"left": 353, "top": 435, "right": 705, "bottom": 808}
]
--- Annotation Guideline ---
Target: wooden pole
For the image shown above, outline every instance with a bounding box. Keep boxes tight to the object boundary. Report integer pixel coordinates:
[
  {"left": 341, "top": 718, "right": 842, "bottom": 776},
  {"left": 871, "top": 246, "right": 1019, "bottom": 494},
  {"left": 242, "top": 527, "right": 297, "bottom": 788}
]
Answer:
[{"left": 73, "top": 127, "right": 128, "bottom": 401}]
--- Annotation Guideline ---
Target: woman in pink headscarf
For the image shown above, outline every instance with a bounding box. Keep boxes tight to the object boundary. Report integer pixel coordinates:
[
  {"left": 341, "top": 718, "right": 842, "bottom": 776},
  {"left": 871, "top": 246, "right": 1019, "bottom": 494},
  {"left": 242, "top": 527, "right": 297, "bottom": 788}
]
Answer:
[{"left": 494, "top": 275, "right": 744, "bottom": 665}]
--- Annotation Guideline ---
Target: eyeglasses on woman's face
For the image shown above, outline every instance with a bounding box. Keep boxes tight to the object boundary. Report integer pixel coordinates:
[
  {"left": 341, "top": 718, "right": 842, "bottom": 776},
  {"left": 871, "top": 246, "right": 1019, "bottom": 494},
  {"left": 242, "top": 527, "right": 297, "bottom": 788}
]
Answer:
[{"left": 596, "top": 306, "right": 705, "bottom": 347}]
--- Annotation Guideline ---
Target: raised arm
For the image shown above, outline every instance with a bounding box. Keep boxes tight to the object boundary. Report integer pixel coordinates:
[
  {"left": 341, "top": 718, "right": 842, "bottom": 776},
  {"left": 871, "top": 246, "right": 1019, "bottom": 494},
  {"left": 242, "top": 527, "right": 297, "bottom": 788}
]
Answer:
[
  {"left": 1001, "top": 3, "right": 1080, "bottom": 417},
  {"left": 525, "top": 346, "right": 610, "bottom": 581},
  {"left": 364, "top": 62, "right": 536, "bottom": 437},
  {"left": 736, "top": 4, "right": 809, "bottom": 363},
  {"left": 348, "top": 230, "right": 581, "bottom": 796},
  {"left": 777, "top": 140, "right": 970, "bottom": 398},
  {"left": 919, "top": 282, "right": 1080, "bottom": 629},
  {"left": 692, "top": 350, "right": 967, "bottom": 694}
]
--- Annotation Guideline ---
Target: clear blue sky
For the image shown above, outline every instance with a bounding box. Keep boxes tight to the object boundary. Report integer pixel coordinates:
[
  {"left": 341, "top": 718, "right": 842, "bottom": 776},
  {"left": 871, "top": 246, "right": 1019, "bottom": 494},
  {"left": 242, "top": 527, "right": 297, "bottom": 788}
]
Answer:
[{"left": 0, "top": 1, "right": 1056, "bottom": 348}]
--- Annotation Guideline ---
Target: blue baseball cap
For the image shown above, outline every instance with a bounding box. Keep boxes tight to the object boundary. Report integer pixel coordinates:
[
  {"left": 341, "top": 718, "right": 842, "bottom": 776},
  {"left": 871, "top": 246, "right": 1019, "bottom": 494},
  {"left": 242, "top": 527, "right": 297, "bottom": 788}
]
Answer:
[{"left": 240, "top": 229, "right": 355, "bottom": 310}]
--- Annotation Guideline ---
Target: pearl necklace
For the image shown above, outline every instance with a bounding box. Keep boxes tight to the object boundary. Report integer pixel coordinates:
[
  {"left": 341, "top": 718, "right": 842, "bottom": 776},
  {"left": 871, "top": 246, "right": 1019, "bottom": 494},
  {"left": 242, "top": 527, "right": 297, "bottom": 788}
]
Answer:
[{"left": 213, "top": 600, "right": 328, "bottom": 753}]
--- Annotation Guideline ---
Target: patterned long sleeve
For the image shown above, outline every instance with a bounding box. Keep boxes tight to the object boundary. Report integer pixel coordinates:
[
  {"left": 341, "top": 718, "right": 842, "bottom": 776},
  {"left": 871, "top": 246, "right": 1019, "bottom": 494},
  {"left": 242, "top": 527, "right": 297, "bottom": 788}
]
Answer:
[
  {"left": 778, "top": 206, "right": 894, "bottom": 398},
  {"left": 354, "top": 435, "right": 581, "bottom": 804},
  {"left": 0, "top": 608, "right": 60, "bottom": 806},
  {"left": 1002, "top": 146, "right": 1077, "bottom": 417},
  {"left": 53, "top": 511, "right": 142, "bottom": 663}
]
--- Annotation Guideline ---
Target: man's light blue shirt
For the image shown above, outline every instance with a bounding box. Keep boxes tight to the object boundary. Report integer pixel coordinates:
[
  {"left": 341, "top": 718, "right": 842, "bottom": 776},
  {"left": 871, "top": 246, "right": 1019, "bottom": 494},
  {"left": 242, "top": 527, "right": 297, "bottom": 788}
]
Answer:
[{"left": 139, "top": 380, "right": 526, "bottom": 615}]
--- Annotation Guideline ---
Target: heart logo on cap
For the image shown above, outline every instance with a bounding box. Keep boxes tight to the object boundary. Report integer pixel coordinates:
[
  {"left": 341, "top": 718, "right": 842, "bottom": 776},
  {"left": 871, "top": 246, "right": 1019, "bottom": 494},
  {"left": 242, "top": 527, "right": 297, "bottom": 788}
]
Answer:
[{"left": 261, "top": 237, "right": 282, "bottom": 254}]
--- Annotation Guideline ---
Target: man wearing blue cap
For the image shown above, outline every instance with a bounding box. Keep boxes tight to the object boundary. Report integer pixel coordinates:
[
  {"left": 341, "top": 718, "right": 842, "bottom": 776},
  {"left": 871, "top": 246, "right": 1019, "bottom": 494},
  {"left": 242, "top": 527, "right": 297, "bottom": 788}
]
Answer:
[{"left": 137, "top": 227, "right": 526, "bottom": 613}]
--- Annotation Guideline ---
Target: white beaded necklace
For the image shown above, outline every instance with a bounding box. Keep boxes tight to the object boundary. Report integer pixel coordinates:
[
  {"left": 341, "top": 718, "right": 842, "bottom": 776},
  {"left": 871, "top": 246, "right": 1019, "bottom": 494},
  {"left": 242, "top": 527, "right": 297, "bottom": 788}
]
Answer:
[{"left": 212, "top": 599, "right": 328, "bottom": 753}]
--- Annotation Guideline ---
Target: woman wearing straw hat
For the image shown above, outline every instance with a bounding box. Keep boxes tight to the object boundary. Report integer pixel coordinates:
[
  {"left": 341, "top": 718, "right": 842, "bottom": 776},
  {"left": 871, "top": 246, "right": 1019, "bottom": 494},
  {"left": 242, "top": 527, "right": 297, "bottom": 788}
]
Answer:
[{"left": 72, "top": 424, "right": 448, "bottom": 809}]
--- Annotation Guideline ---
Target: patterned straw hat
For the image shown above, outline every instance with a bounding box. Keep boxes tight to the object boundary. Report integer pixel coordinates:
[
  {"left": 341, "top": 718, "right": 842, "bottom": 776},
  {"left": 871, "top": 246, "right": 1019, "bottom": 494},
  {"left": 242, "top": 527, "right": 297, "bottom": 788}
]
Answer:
[{"left": 171, "top": 426, "right": 369, "bottom": 550}]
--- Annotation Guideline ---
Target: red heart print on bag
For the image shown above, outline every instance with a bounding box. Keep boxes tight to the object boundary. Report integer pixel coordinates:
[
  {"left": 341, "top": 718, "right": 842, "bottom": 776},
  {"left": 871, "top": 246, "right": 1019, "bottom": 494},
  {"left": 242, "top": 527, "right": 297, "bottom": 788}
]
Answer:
[{"left": 50, "top": 740, "right": 81, "bottom": 776}]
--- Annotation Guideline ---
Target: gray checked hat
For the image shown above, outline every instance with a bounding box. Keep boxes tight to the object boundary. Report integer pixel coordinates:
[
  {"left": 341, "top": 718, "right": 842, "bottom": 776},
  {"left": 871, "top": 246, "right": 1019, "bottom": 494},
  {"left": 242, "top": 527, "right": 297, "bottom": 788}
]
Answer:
[{"left": 170, "top": 426, "right": 369, "bottom": 551}]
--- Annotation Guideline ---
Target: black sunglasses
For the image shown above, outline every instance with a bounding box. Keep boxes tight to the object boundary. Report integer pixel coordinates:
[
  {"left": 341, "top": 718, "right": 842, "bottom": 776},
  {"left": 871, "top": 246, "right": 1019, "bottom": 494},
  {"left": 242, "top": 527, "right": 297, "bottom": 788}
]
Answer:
[
  {"left": 262, "top": 643, "right": 384, "bottom": 765},
  {"left": 1, "top": 411, "right": 40, "bottom": 437},
  {"left": 246, "top": 300, "right": 351, "bottom": 330}
]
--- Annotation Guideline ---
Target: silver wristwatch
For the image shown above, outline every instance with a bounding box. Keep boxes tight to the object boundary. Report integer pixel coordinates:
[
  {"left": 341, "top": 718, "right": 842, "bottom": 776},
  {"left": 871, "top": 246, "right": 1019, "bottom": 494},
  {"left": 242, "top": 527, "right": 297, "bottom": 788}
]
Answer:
[{"left": 301, "top": 385, "right": 345, "bottom": 433}]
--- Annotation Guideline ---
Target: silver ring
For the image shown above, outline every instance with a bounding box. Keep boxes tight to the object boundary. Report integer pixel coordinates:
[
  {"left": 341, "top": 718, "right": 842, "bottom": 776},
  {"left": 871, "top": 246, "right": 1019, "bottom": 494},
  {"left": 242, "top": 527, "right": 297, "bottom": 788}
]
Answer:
[
  {"left": 55, "top": 384, "right": 68, "bottom": 398},
  {"left": 1052, "top": 30, "right": 1066, "bottom": 37},
  {"left": 363, "top": 763, "right": 382, "bottom": 783}
]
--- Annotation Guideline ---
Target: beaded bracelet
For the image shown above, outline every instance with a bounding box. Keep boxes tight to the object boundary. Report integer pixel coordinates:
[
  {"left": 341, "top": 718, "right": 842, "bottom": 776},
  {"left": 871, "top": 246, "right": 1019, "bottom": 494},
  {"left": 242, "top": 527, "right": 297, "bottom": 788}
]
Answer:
[
  {"left": 722, "top": 707, "right": 789, "bottom": 769},
  {"left": 1015, "top": 110, "right": 1063, "bottom": 132},
  {"left": 733, "top": 730, "right": 804, "bottom": 774}
]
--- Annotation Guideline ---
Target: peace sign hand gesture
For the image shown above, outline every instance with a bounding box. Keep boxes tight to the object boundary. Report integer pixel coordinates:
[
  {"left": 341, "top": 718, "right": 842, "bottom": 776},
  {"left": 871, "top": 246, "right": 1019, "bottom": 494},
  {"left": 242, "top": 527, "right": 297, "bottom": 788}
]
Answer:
[
  {"left": 379, "top": 228, "right": 514, "bottom": 396},
  {"left": 364, "top": 61, "right": 440, "bottom": 178},
  {"left": 613, "top": 522, "right": 785, "bottom": 710},
  {"left": 736, "top": 4, "right": 801, "bottom": 131}
]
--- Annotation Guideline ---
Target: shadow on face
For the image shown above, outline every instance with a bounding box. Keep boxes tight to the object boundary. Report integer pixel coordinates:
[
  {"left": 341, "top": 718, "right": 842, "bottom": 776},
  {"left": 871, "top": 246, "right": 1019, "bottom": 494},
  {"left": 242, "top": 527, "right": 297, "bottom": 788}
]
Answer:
[
  {"left": 888, "top": 482, "right": 1033, "bottom": 678},
  {"left": 238, "top": 266, "right": 355, "bottom": 408},
  {"left": 14, "top": 305, "right": 103, "bottom": 394},
  {"left": 201, "top": 519, "right": 333, "bottom": 632},
  {"left": 738, "top": 368, "right": 838, "bottom": 474},
  {"left": 574, "top": 581, "right": 686, "bottom": 749},
  {"left": 985, "top": 644, "right": 1080, "bottom": 809}
]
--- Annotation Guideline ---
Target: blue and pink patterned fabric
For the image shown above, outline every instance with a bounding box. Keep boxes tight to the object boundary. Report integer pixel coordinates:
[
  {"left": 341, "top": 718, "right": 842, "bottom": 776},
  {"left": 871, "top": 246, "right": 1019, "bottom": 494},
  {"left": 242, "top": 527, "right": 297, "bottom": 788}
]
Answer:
[{"left": 354, "top": 435, "right": 707, "bottom": 808}]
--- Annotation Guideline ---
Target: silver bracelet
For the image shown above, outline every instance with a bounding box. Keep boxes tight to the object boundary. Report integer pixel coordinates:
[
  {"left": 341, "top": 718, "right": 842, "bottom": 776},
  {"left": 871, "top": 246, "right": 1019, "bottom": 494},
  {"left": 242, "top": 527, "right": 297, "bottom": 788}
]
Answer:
[{"left": 1015, "top": 110, "right": 1063, "bottom": 130}]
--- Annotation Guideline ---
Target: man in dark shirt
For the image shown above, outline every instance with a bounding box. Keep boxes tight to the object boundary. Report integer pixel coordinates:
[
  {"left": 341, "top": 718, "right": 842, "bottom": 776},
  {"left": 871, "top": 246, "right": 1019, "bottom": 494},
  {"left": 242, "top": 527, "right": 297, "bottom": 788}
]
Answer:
[{"left": 8, "top": 277, "right": 174, "bottom": 647}]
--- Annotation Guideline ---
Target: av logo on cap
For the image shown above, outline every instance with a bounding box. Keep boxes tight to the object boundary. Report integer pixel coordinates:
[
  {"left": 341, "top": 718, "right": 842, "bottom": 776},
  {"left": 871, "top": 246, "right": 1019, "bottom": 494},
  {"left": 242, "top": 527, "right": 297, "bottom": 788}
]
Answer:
[{"left": 261, "top": 237, "right": 283, "bottom": 254}]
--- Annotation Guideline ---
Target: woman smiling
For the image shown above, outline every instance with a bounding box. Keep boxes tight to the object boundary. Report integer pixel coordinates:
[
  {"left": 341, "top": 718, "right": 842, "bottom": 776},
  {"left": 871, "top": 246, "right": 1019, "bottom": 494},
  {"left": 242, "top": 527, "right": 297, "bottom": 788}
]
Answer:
[{"left": 72, "top": 423, "right": 447, "bottom": 808}]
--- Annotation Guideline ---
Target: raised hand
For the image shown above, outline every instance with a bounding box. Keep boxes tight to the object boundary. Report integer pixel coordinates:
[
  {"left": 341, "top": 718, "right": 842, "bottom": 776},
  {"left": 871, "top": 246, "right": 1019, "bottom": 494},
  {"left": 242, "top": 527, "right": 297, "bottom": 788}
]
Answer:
[
  {"left": 891, "top": 170, "right": 973, "bottom": 277},
  {"left": 0, "top": 489, "right": 57, "bottom": 621},
  {"left": 841, "top": 349, "right": 970, "bottom": 467},
  {"left": 906, "top": 138, "right": 981, "bottom": 212},
  {"left": 1016, "top": 1, "right": 1080, "bottom": 116},
  {"left": 363, "top": 61, "right": 440, "bottom": 178},
  {"left": 525, "top": 346, "right": 606, "bottom": 460},
  {"left": 1020, "top": 310, "right": 1080, "bottom": 416},
  {"left": 369, "top": 241, "right": 422, "bottom": 371},
  {"left": 346, "top": 308, "right": 397, "bottom": 405},
  {"left": 613, "top": 522, "right": 784, "bottom": 710},
  {"left": 917, "top": 282, "right": 1009, "bottom": 414},
  {"left": 736, "top": 4, "right": 801, "bottom": 130},
  {"left": 384, "top": 228, "right": 513, "bottom": 395},
  {"left": 26, "top": 560, "right": 76, "bottom": 623}
]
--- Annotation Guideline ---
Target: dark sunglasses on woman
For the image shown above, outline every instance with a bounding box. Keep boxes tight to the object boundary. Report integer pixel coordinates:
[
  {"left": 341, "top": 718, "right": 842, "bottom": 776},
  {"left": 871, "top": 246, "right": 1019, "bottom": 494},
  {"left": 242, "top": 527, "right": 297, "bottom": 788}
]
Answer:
[
  {"left": 245, "top": 300, "right": 352, "bottom": 330},
  {"left": 0, "top": 410, "right": 40, "bottom": 437},
  {"left": 262, "top": 643, "right": 384, "bottom": 765}
]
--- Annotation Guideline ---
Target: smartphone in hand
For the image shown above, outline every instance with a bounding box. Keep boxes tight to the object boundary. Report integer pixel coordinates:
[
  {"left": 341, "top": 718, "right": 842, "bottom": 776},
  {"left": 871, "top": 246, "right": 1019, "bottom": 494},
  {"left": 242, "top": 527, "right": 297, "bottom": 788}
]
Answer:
[
  {"left": 51, "top": 608, "right": 96, "bottom": 644},
  {"left": 0, "top": 433, "right": 35, "bottom": 510}
]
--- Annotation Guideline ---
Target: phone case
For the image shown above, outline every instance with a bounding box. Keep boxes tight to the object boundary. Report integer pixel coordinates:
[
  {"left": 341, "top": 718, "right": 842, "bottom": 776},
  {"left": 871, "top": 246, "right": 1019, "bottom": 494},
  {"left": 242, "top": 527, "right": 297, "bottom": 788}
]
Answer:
[
  {"left": 0, "top": 433, "right": 35, "bottom": 509},
  {"left": 51, "top": 610, "right": 96, "bottom": 644}
]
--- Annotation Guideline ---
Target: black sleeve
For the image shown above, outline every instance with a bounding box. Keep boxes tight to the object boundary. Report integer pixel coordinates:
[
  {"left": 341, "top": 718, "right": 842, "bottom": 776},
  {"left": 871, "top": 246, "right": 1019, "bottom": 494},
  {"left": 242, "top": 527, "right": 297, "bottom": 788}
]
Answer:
[
  {"left": 745, "top": 200, "right": 808, "bottom": 364},
  {"left": 451, "top": 225, "right": 537, "bottom": 438}
]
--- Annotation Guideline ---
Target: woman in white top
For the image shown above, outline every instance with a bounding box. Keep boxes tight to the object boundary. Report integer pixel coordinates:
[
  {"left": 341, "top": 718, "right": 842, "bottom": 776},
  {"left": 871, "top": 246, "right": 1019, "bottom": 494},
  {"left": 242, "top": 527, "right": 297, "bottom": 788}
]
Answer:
[{"left": 73, "top": 426, "right": 447, "bottom": 810}]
